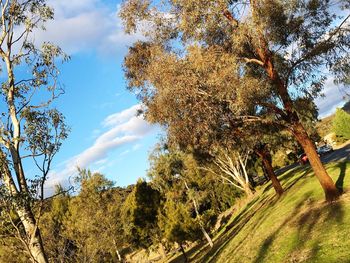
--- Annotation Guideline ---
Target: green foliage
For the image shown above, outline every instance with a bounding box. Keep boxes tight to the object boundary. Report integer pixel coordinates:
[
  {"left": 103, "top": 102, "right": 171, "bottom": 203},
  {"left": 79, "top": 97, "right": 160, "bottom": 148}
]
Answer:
[
  {"left": 158, "top": 196, "right": 201, "bottom": 245},
  {"left": 39, "top": 186, "right": 72, "bottom": 262},
  {"left": 148, "top": 147, "right": 240, "bottom": 249},
  {"left": 149, "top": 146, "right": 239, "bottom": 213},
  {"left": 121, "top": 180, "right": 162, "bottom": 249},
  {"left": 332, "top": 108, "right": 350, "bottom": 140},
  {"left": 57, "top": 170, "right": 125, "bottom": 262}
]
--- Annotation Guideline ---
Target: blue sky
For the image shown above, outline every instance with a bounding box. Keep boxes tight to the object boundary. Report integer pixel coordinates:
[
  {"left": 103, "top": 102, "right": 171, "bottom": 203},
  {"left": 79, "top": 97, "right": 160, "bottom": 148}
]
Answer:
[
  {"left": 24, "top": 0, "right": 346, "bottom": 193},
  {"left": 33, "top": 0, "right": 162, "bottom": 193}
]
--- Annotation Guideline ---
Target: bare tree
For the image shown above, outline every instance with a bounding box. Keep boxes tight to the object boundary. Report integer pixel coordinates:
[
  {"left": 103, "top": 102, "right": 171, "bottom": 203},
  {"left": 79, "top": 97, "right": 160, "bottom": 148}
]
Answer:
[{"left": 208, "top": 150, "right": 254, "bottom": 197}]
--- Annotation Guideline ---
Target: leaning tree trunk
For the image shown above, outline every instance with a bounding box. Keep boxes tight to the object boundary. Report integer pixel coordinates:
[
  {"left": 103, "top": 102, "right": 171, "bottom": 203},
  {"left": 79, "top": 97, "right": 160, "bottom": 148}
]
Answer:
[
  {"left": 1, "top": 153, "right": 48, "bottom": 263},
  {"left": 17, "top": 207, "right": 49, "bottom": 263},
  {"left": 113, "top": 239, "right": 122, "bottom": 261},
  {"left": 159, "top": 243, "right": 167, "bottom": 259},
  {"left": 184, "top": 181, "right": 213, "bottom": 247},
  {"left": 293, "top": 122, "right": 340, "bottom": 202},
  {"left": 179, "top": 244, "right": 188, "bottom": 263},
  {"left": 255, "top": 149, "right": 284, "bottom": 196},
  {"left": 116, "top": 250, "right": 122, "bottom": 262},
  {"left": 248, "top": 0, "right": 341, "bottom": 202}
]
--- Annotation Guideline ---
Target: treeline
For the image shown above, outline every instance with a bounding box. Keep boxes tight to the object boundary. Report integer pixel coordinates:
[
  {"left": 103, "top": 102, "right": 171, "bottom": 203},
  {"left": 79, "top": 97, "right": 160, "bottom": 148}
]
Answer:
[
  {"left": 0, "top": 136, "right": 313, "bottom": 262},
  {"left": 0, "top": 155, "right": 242, "bottom": 262}
]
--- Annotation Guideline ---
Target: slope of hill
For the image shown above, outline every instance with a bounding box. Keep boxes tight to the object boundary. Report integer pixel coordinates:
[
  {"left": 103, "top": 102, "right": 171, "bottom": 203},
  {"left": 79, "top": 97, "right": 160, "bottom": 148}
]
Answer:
[
  {"left": 342, "top": 100, "right": 350, "bottom": 113},
  {"left": 178, "top": 161, "right": 350, "bottom": 263},
  {"left": 317, "top": 100, "right": 350, "bottom": 138}
]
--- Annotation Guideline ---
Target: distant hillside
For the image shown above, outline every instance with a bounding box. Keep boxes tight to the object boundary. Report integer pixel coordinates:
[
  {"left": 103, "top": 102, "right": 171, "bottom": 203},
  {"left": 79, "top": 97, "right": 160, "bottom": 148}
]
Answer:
[
  {"left": 343, "top": 100, "right": 350, "bottom": 113},
  {"left": 316, "top": 100, "right": 350, "bottom": 138}
]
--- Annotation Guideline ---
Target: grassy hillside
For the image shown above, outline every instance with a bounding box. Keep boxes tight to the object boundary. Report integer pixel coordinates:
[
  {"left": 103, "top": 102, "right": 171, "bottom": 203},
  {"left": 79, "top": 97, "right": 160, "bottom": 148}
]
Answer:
[
  {"left": 316, "top": 115, "right": 334, "bottom": 138},
  {"left": 317, "top": 101, "right": 350, "bottom": 138},
  {"left": 172, "top": 161, "right": 350, "bottom": 263}
]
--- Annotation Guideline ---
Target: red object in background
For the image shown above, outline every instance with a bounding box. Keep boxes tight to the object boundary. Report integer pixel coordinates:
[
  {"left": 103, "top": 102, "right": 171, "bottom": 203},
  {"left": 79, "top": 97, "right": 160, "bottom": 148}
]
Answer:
[{"left": 299, "top": 153, "right": 309, "bottom": 165}]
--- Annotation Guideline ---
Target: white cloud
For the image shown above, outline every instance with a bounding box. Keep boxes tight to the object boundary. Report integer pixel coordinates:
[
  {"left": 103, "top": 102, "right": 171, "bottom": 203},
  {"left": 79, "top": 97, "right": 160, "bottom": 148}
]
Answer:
[
  {"left": 31, "top": 0, "right": 143, "bottom": 55},
  {"left": 45, "top": 104, "right": 154, "bottom": 194},
  {"left": 103, "top": 104, "right": 141, "bottom": 127},
  {"left": 315, "top": 77, "right": 348, "bottom": 118}
]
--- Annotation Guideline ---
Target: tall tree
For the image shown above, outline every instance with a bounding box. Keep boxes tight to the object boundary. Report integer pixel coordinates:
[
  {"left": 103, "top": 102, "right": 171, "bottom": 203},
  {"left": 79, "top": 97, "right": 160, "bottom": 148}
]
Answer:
[
  {"left": 120, "top": 0, "right": 350, "bottom": 201},
  {"left": 0, "top": 1, "right": 68, "bottom": 262}
]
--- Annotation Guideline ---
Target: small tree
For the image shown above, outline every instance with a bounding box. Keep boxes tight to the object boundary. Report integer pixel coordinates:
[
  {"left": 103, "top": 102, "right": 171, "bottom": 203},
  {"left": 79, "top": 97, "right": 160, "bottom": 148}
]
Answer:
[
  {"left": 39, "top": 185, "right": 72, "bottom": 263},
  {"left": 158, "top": 196, "right": 201, "bottom": 262},
  {"left": 121, "top": 180, "right": 162, "bottom": 249},
  {"left": 148, "top": 148, "right": 218, "bottom": 248},
  {"left": 63, "top": 170, "right": 124, "bottom": 262},
  {"left": 0, "top": 1, "right": 68, "bottom": 262},
  {"left": 332, "top": 108, "right": 350, "bottom": 140}
]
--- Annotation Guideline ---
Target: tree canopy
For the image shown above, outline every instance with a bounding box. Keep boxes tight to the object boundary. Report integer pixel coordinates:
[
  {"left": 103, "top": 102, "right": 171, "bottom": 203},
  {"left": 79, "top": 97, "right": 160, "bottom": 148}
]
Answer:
[
  {"left": 121, "top": 0, "right": 350, "bottom": 201},
  {"left": 333, "top": 108, "right": 350, "bottom": 140}
]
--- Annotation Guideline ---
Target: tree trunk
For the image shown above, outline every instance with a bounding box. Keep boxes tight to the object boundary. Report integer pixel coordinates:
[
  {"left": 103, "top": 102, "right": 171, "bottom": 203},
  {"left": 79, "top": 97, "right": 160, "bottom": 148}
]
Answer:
[
  {"left": 17, "top": 207, "right": 48, "bottom": 263},
  {"left": 243, "top": 185, "right": 255, "bottom": 197},
  {"left": 184, "top": 181, "right": 213, "bottom": 247},
  {"left": 250, "top": 1, "right": 340, "bottom": 202},
  {"left": 200, "top": 225, "right": 214, "bottom": 248},
  {"left": 159, "top": 243, "right": 167, "bottom": 259},
  {"left": 292, "top": 122, "right": 340, "bottom": 202},
  {"left": 116, "top": 249, "right": 122, "bottom": 262},
  {"left": 262, "top": 157, "right": 284, "bottom": 196},
  {"left": 1, "top": 156, "right": 48, "bottom": 263},
  {"left": 179, "top": 244, "right": 188, "bottom": 263},
  {"left": 255, "top": 149, "right": 284, "bottom": 196}
]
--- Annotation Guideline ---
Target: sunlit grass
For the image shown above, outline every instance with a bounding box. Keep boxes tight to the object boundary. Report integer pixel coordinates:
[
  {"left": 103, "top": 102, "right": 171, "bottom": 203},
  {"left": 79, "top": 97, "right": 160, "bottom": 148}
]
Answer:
[{"left": 190, "top": 161, "right": 350, "bottom": 263}]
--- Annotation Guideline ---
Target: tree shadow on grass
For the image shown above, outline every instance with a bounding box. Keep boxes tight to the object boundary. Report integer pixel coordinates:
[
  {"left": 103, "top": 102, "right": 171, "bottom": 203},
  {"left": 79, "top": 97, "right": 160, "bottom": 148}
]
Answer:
[
  {"left": 282, "top": 169, "right": 312, "bottom": 192},
  {"left": 189, "top": 163, "right": 347, "bottom": 263},
  {"left": 252, "top": 192, "right": 313, "bottom": 263},
  {"left": 252, "top": 193, "right": 345, "bottom": 263},
  {"left": 288, "top": 200, "right": 344, "bottom": 262},
  {"left": 335, "top": 162, "right": 347, "bottom": 193},
  {"left": 195, "top": 170, "right": 303, "bottom": 263},
  {"left": 196, "top": 194, "right": 280, "bottom": 263},
  {"left": 262, "top": 167, "right": 310, "bottom": 195}
]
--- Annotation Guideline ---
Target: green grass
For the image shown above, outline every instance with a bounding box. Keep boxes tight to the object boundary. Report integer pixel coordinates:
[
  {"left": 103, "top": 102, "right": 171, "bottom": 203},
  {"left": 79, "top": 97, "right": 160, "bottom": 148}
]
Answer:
[{"left": 188, "top": 161, "right": 350, "bottom": 263}]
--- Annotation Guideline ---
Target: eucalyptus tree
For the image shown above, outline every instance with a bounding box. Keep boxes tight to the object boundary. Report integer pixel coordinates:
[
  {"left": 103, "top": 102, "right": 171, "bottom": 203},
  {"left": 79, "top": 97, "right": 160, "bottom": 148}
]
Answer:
[
  {"left": 63, "top": 170, "right": 124, "bottom": 262},
  {"left": 0, "top": 1, "right": 68, "bottom": 262},
  {"left": 121, "top": 0, "right": 350, "bottom": 201},
  {"left": 148, "top": 149, "right": 216, "bottom": 248}
]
